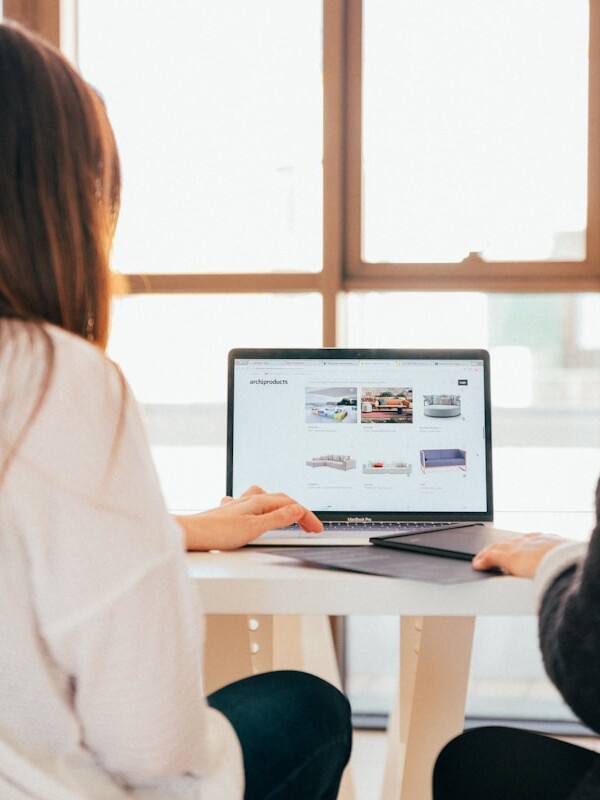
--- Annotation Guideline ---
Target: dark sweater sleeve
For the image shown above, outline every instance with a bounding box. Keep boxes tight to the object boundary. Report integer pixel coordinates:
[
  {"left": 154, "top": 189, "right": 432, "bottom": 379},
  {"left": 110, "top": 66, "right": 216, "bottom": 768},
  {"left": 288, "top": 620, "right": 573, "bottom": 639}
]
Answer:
[{"left": 539, "top": 478, "right": 600, "bottom": 734}]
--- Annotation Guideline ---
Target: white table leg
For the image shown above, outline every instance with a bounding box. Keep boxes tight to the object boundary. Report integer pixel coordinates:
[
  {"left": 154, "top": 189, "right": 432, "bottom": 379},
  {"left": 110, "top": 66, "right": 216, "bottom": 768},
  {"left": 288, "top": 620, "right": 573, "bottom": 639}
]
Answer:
[
  {"left": 203, "top": 614, "right": 253, "bottom": 694},
  {"left": 381, "top": 616, "right": 475, "bottom": 800}
]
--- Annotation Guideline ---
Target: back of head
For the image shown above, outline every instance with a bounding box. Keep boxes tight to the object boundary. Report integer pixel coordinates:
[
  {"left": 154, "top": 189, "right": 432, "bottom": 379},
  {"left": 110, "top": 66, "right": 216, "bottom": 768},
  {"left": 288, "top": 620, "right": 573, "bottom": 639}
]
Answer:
[{"left": 0, "top": 21, "right": 120, "bottom": 348}]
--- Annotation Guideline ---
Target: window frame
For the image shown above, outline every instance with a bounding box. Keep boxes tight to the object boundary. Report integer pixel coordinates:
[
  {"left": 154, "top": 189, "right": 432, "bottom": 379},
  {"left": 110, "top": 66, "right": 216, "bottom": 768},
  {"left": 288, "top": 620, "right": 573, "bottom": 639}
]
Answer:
[
  {"left": 4, "top": 0, "right": 600, "bottom": 329},
  {"left": 344, "top": 0, "right": 600, "bottom": 293}
]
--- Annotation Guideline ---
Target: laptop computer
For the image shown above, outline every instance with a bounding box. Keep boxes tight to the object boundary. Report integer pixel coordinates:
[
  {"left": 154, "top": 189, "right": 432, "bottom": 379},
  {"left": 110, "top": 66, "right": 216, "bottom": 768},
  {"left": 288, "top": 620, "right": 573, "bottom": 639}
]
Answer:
[{"left": 227, "top": 347, "right": 516, "bottom": 551}]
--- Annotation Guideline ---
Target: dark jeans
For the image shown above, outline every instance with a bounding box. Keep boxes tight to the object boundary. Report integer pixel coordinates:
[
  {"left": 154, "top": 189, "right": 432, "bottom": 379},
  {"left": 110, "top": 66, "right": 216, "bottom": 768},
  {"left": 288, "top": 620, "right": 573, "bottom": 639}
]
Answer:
[
  {"left": 208, "top": 670, "right": 352, "bottom": 800},
  {"left": 433, "top": 726, "right": 600, "bottom": 800}
]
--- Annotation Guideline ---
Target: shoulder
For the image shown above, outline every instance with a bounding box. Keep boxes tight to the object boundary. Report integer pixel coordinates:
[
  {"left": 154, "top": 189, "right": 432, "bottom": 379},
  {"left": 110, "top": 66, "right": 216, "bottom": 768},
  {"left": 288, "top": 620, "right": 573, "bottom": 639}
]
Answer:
[
  {"left": 1, "top": 320, "right": 122, "bottom": 442},
  {"left": 2, "top": 321, "right": 138, "bottom": 498},
  {"left": 45, "top": 322, "right": 124, "bottom": 401},
  {"left": 41, "top": 323, "right": 129, "bottom": 452},
  {"left": 0, "top": 319, "right": 123, "bottom": 411}
]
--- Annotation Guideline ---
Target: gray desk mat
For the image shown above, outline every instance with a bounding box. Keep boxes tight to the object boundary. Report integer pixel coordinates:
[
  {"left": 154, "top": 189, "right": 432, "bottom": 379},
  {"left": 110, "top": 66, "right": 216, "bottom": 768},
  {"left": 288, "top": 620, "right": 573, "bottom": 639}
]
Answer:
[{"left": 264, "top": 546, "right": 498, "bottom": 584}]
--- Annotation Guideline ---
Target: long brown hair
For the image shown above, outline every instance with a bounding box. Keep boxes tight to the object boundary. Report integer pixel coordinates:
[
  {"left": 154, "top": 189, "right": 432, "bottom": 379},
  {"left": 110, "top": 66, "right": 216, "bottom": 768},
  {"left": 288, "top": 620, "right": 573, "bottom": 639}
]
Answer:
[{"left": 0, "top": 21, "right": 121, "bottom": 349}]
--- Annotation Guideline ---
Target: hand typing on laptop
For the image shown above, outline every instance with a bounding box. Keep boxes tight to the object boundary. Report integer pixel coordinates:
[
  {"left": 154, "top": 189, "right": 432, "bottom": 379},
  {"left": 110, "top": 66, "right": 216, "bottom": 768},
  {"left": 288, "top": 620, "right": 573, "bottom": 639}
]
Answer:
[
  {"left": 175, "top": 485, "right": 323, "bottom": 551},
  {"left": 472, "top": 532, "right": 569, "bottom": 577}
]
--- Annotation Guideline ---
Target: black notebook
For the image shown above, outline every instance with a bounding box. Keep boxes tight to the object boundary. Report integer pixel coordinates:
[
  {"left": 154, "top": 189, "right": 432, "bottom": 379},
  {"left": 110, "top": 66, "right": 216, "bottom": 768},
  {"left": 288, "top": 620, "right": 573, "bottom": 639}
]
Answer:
[{"left": 370, "top": 525, "right": 521, "bottom": 562}]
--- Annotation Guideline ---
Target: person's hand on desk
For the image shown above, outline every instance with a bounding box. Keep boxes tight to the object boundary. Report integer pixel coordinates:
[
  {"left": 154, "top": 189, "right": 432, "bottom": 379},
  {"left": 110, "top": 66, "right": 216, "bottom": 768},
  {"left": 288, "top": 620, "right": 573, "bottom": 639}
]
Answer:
[
  {"left": 472, "top": 532, "right": 569, "bottom": 578},
  {"left": 175, "top": 485, "right": 323, "bottom": 551}
]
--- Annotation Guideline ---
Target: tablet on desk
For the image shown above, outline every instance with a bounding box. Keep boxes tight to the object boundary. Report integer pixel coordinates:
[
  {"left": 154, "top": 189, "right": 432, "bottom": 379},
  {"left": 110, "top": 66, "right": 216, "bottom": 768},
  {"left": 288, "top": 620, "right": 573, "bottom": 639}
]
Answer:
[{"left": 370, "top": 526, "right": 522, "bottom": 562}]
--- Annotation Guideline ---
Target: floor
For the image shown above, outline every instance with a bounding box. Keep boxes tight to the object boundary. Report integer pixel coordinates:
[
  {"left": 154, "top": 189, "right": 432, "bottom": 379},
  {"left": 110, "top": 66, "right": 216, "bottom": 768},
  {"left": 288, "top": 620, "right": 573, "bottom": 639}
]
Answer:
[
  {"left": 350, "top": 728, "right": 600, "bottom": 800},
  {"left": 352, "top": 730, "right": 386, "bottom": 799}
]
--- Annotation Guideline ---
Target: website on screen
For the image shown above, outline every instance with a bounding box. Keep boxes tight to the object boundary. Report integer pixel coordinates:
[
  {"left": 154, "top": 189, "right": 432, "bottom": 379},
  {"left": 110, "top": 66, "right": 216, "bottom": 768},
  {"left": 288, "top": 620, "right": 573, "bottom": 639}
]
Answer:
[{"left": 232, "top": 357, "right": 488, "bottom": 513}]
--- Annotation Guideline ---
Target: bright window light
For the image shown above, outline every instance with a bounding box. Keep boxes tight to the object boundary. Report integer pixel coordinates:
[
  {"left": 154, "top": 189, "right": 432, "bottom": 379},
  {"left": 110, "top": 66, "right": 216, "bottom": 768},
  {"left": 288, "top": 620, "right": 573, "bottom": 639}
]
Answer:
[
  {"left": 490, "top": 346, "right": 533, "bottom": 407},
  {"left": 363, "top": 0, "right": 588, "bottom": 264}
]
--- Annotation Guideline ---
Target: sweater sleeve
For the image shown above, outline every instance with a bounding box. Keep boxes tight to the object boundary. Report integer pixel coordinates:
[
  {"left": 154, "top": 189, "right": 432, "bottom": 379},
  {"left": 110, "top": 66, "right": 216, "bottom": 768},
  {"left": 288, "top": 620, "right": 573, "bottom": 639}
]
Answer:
[{"left": 538, "top": 477, "right": 600, "bottom": 734}]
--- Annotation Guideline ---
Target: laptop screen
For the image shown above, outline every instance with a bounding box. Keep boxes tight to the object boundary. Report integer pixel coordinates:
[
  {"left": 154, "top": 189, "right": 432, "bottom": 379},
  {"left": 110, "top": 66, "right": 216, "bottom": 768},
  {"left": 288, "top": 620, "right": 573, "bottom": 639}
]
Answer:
[{"left": 227, "top": 349, "right": 493, "bottom": 523}]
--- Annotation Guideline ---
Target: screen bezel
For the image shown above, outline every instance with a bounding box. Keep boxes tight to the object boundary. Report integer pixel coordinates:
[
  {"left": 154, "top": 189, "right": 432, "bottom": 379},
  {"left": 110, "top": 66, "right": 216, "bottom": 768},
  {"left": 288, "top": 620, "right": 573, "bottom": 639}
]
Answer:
[{"left": 226, "top": 347, "right": 493, "bottom": 523}]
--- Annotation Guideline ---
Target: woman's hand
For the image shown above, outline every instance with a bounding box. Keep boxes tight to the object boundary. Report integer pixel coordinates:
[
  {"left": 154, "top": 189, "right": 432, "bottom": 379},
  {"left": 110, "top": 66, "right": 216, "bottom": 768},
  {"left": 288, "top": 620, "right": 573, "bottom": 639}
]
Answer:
[
  {"left": 175, "top": 485, "right": 323, "bottom": 551},
  {"left": 472, "top": 532, "right": 568, "bottom": 578}
]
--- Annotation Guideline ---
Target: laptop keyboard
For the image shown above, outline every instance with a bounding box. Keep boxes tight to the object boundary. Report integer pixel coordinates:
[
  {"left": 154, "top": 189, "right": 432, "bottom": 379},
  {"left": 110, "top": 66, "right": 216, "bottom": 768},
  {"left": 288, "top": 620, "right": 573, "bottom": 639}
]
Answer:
[
  {"left": 319, "top": 521, "right": 462, "bottom": 533},
  {"left": 264, "top": 522, "right": 465, "bottom": 540}
]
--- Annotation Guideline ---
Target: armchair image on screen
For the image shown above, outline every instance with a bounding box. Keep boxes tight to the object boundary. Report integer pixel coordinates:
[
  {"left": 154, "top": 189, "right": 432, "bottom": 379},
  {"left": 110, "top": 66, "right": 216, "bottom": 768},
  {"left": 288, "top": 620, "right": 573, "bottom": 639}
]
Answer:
[{"left": 423, "top": 394, "right": 461, "bottom": 418}]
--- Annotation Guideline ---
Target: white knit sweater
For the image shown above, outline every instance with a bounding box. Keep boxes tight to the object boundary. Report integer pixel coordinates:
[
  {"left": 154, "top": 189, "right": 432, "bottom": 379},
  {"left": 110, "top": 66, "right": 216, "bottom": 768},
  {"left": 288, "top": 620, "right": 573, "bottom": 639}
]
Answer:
[{"left": 0, "top": 321, "right": 243, "bottom": 799}]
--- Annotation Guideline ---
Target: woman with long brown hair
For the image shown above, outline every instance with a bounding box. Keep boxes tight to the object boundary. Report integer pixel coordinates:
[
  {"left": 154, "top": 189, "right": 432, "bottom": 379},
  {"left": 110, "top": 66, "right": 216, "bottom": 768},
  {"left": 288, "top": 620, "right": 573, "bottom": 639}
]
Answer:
[{"left": 0, "top": 21, "right": 351, "bottom": 799}]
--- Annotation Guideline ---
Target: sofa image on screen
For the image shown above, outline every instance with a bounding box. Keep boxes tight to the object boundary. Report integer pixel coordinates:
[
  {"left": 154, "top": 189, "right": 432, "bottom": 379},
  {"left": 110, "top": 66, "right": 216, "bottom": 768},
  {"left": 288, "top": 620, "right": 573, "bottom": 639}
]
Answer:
[
  {"left": 362, "top": 461, "right": 412, "bottom": 475},
  {"left": 423, "top": 394, "right": 461, "bottom": 418},
  {"left": 310, "top": 407, "right": 348, "bottom": 420},
  {"left": 376, "top": 397, "right": 408, "bottom": 411},
  {"left": 306, "top": 455, "right": 356, "bottom": 471},
  {"left": 420, "top": 449, "right": 466, "bottom": 472},
  {"left": 361, "top": 396, "right": 411, "bottom": 414}
]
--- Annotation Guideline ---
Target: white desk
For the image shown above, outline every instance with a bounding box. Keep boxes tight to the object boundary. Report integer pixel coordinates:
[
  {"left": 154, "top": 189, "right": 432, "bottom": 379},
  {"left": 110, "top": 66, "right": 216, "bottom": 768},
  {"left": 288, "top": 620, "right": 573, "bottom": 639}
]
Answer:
[{"left": 187, "top": 511, "right": 593, "bottom": 800}]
